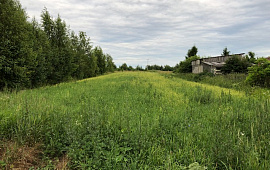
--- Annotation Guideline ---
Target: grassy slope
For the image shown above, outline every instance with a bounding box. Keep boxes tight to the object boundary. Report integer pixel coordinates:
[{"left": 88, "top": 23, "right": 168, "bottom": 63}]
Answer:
[
  {"left": 0, "top": 71, "right": 270, "bottom": 169},
  {"left": 173, "top": 72, "right": 270, "bottom": 99}
]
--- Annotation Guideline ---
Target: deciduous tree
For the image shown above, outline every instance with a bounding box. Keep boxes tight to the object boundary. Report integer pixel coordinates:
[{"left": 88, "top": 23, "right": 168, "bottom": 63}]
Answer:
[
  {"left": 221, "top": 47, "right": 230, "bottom": 56},
  {"left": 0, "top": 0, "right": 36, "bottom": 89},
  {"left": 186, "top": 45, "right": 198, "bottom": 58}
]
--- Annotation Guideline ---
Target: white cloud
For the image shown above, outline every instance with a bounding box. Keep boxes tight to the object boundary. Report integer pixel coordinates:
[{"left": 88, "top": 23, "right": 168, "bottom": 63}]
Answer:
[{"left": 20, "top": 0, "right": 270, "bottom": 67}]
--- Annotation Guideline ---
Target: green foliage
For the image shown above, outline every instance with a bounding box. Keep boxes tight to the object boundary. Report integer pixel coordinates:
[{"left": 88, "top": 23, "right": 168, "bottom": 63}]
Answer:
[
  {"left": 177, "top": 55, "right": 200, "bottom": 73},
  {"left": 106, "top": 54, "right": 116, "bottom": 72},
  {"left": 41, "top": 10, "right": 76, "bottom": 83},
  {"left": 221, "top": 55, "right": 251, "bottom": 74},
  {"left": 221, "top": 47, "right": 230, "bottom": 56},
  {"left": 135, "top": 65, "right": 144, "bottom": 71},
  {"left": 127, "top": 65, "right": 134, "bottom": 71},
  {"left": 163, "top": 65, "right": 173, "bottom": 71},
  {"left": 71, "top": 31, "right": 95, "bottom": 79},
  {"left": 248, "top": 51, "right": 255, "bottom": 59},
  {"left": 246, "top": 58, "right": 270, "bottom": 87},
  {"left": 88, "top": 53, "right": 98, "bottom": 77},
  {"left": 119, "top": 63, "right": 128, "bottom": 71},
  {"left": 246, "top": 51, "right": 256, "bottom": 63},
  {"left": 187, "top": 45, "right": 198, "bottom": 58},
  {"left": 0, "top": 0, "right": 36, "bottom": 89},
  {"left": 146, "top": 64, "right": 163, "bottom": 70},
  {"left": 175, "top": 46, "right": 199, "bottom": 73},
  {"left": 93, "top": 46, "right": 106, "bottom": 75},
  {"left": 0, "top": 1, "right": 115, "bottom": 90},
  {"left": 146, "top": 64, "right": 174, "bottom": 71},
  {"left": 29, "top": 18, "right": 51, "bottom": 87}
]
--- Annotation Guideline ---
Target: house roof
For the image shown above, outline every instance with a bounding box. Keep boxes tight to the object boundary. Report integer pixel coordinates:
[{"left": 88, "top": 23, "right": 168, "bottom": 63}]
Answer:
[
  {"left": 266, "top": 56, "right": 270, "bottom": 61},
  {"left": 196, "top": 53, "right": 245, "bottom": 61},
  {"left": 202, "top": 61, "right": 225, "bottom": 68}
]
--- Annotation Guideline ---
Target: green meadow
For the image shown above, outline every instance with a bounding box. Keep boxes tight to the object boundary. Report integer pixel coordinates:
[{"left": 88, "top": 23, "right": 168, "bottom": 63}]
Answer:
[{"left": 1, "top": 72, "right": 270, "bottom": 169}]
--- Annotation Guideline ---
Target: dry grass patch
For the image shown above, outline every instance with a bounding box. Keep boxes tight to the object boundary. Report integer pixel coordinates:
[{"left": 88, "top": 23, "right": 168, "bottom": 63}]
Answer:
[
  {"left": 55, "top": 154, "right": 69, "bottom": 170},
  {"left": 0, "top": 141, "right": 70, "bottom": 169},
  {"left": 0, "top": 141, "right": 42, "bottom": 169}
]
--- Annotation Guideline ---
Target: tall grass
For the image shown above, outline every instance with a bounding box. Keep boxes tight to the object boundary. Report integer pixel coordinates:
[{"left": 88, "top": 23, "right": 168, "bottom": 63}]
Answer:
[
  {"left": 173, "top": 72, "right": 270, "bottom": 99},
  {"left": 0, "top": 72, "right": 270, "bottom": 169},
  {"left": 173, "top": 72, "right": 248, "bottom": 89}
]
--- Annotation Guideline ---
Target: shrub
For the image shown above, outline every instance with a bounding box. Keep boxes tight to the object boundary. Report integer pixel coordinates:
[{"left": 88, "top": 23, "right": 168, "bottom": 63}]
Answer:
[
  {"left": 246, "top": 58, "right": 270, "bottom": 87},
  {"left": 221, "top": 55, "right": 251, "bottom": 74},
  {"left": 176, "top": 56, "right": 200, "bottom": 73}
]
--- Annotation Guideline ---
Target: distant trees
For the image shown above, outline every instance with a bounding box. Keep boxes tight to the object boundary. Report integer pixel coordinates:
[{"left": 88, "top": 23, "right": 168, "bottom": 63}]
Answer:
[
  {"left": 119, "top": 63, "right": 128, "bottom": 71},
  {"left": 118, "top": 64, "right": 174, "bottom": 72},
  {"left": 136, "top": 65, "right": 144, "bottom": 71},
  {"left": 163, "top": 65, "right": 174, "bottom": 71},
  {"left": 119, "top": 63, "right": 134, "bottom": 71},
  {"left": 146, "top": 64, "right": 174, "bottom": 71},
  {"left": 146, "top": 65, "right": 162, "bottom": 71},
  {"left": 0, "top": 1, "right": 115, "bottom": 90}
]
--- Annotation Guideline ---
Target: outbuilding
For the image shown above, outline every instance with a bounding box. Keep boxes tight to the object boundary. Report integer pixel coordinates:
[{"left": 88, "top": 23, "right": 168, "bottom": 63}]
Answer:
[{"left": 191, "top": 53, "right": 245, "bottom": 74}]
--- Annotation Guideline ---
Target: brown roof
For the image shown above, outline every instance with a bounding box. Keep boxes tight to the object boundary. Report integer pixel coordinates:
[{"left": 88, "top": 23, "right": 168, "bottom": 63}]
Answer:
[{"left": 266, "top": 57, "right": 270, "bottom": 61}]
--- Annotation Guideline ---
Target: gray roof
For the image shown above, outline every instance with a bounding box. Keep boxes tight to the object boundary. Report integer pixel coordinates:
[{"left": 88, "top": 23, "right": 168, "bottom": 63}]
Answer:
[{"left": 202, "top": 61, "right": 225, "bottom": 67}]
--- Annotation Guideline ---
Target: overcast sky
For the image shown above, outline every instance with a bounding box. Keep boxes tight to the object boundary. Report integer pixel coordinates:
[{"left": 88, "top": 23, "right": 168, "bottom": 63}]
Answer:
[{"left": 20, "top": 0, "right": 270, "bottom": 67}]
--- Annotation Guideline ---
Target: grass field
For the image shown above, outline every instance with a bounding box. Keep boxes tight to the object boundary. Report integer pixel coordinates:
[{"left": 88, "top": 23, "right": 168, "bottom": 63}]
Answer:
[{"left": 1, "top": 71, "right": 270, "bottom": 169}]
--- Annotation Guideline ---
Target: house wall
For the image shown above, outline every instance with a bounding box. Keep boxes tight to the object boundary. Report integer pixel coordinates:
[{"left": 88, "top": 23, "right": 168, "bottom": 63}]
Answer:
[
  {"left": 202, "top": 63, "right": 215, "bottom": 73},
  {"left": 192, "top": 65, "right": 204, "bottom": 74}
]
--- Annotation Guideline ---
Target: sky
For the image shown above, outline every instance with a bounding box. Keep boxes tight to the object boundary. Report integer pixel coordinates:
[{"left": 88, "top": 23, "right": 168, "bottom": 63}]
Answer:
[{"left": 20, "top": 0, "right": 270, "bottom": 67}]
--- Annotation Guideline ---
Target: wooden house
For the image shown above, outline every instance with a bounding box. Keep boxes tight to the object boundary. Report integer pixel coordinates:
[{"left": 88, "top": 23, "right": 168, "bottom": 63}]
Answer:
[{"left": 191, "top": 53, "right": 245, "bottom": 74}]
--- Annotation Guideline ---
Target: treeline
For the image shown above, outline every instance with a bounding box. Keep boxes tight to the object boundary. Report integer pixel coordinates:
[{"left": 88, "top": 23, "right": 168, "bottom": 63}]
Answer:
[
  {"left": 146, "top": 64, "right": 174, "bottom": 71},
  {"left": 0, "top": 0, "right": 116, "bottom": 90},
  {"left": 118, "top": 63, "right": 174, "bottom": 71}
]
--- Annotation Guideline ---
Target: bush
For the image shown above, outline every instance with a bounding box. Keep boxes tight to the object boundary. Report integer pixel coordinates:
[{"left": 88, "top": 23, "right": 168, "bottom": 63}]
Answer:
[
  {"left": 221, "top": 55, "right": 251, "bottom": 74},
  {"left": 176, "top": 56, "right": 200, "bottom": 73},
  {"left": 246, "top": 58, "right": 270, "bottom": 87}
]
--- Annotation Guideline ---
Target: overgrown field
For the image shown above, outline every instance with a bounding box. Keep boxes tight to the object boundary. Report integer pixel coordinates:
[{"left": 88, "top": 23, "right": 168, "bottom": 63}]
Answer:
[
  {"left": 173, "top": 72, "right": 248, "bottom": 90},
  {"left": 1, "top": 72, "right": 270, "bottom": 169}
]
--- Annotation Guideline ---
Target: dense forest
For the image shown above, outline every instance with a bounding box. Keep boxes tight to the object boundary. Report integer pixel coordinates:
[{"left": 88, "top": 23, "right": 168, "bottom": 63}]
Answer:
[{"left": 0, "top": 0, "right": 116, "bottom": 91}]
